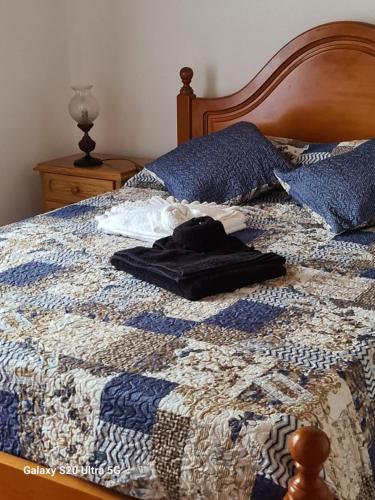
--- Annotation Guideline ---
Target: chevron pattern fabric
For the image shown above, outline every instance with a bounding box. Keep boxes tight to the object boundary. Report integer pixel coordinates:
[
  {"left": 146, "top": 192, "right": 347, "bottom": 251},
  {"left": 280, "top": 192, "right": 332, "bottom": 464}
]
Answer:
[
  {"left": 258, "top": 414, "right": 300, "bottom": 488},
  {"left": 0, "top": 186, "right": 374, "bottom": 499},
  {"left": 124, "top": 168, "right": 166, "bottom": 191}
]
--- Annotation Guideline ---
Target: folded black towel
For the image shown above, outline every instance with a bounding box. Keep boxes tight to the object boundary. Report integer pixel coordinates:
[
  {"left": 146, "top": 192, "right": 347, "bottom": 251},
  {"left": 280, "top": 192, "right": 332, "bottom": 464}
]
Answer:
[
  {"left": 112, "top": 244, "right": 283, "bottom": 281},
  {"left": 110, "top": 216, "right": 286, "bottom": 300},
  {"left": 172, "top": 216, "right": 228, "bottom": 251},
  {"left": 111, "top": 255, "right": 285, "bottom": 301}
]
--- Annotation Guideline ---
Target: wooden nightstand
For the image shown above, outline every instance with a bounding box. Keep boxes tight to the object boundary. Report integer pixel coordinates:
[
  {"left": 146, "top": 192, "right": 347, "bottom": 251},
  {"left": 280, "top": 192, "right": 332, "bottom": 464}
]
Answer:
[{"left": 34, "top": 153, "right": 150, "bottom": 212}]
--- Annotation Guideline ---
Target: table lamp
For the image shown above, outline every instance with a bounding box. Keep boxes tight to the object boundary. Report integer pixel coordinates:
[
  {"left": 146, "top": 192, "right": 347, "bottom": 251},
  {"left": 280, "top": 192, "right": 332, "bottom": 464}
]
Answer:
[{"left": 69, "top": 85, "right": 103, "bottom": 167}]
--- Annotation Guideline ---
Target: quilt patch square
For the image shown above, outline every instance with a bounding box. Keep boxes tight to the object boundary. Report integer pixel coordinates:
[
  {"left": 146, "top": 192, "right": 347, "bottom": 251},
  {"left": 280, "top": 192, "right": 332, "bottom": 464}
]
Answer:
[
  {"left": 250, "top": 475, "right": 286, "bottom": 499},
  {"left": 0, "top": 390, "right": 20, "bottom": 455},
  {"left": 232, "top": 227, "right": 266, "bottom": 244},
  {"left": 100, "top": 372, "right": 178, "bottom": 434},
  {"left": 187, "top": 322, "right": 253, "bottom": 345},
  {"left": 125, "top": 312, "right": 196, "bottom": 337},
  {"left": 93, "top": 421, "right": 151, "bottom": 470},
  {"left": 87, "top": 330, "right": 176, "bottom": 372},
  {"left": 355, "top": 285, "right": 375, "bottom": 309},
  {"left": 133, "top": 337, "right": 187, "bottom": 374},
  {"left": 46, "top": 204, "right": 95, "bottom": 219},
  {"left": 205, "top": 299, "right": 284, "bottom": 334},
  {"left": 0, "top": 261, "right": 61, "bottom": 286},
  {"left": 361, "top": 268, "right": 375, "bottom": 279},
  {"left": 150, "top": 410, "right": 190, "bottom": 498}
]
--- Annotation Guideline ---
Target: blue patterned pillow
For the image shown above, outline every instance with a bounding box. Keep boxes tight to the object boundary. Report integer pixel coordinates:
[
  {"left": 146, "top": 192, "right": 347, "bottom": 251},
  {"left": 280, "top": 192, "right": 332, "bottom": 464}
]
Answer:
[
  {"left": 274, "top": 139, "right": 375, "bottom": 234},
  {"left": 146, "top": 122, "right": 290, "bottom": 204}
]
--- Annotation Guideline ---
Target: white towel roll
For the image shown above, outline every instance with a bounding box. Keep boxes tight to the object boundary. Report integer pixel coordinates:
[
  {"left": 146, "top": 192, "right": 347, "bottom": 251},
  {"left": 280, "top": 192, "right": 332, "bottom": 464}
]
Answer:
[{"left": 96, "top": 196, "right": 247, "bottom": 243}]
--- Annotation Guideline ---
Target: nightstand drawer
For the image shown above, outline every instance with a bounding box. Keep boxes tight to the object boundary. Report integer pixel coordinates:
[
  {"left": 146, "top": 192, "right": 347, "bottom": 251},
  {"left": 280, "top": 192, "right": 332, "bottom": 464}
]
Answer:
[
  {"left": 34, "top": 154, "right": 150, "bottom": 214},
  {"left": 43, "top": 173, "right": 114, "bottom": 204}
]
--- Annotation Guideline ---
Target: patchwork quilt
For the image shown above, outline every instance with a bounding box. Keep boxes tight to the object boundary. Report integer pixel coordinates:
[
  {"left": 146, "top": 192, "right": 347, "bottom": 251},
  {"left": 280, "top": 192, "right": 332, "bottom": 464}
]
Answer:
[{"left": 0, "top": 186, "right": 374, "bottom": 500}]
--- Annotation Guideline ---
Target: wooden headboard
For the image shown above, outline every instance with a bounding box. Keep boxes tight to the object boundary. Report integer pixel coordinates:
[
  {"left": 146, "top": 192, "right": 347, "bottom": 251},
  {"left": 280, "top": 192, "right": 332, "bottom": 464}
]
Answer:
[{"left": 177, "top": 21, "right": 375, "bottom": 144}]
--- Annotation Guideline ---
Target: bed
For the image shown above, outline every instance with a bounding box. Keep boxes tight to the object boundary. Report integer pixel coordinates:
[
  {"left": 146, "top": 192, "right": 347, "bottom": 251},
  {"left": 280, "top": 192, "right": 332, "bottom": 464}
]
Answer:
[{"left": 0, "top": 20, "right": 374, "bottom": 500}]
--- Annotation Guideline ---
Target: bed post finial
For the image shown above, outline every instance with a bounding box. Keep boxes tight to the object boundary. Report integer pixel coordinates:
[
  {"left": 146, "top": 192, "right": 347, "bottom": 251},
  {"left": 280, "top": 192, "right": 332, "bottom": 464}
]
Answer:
[
  {"left": 284, "top": 426, "right": 333, "bottom": 500},
  {"left": 179, "top": 67, "right": 195, "bottom": 95},
  {"left": 177, "top": 67, "right": 196, "bottom": 145}
]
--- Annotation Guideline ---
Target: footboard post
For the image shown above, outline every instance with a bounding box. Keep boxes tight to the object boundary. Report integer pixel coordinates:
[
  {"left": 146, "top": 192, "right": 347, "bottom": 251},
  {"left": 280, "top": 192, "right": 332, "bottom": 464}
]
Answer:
[
  {"left": 284, "top": 426, "right": 333, "bottom": 500},
  {"left": 177, "top": 67, "right": 196, "bottom": 145}
]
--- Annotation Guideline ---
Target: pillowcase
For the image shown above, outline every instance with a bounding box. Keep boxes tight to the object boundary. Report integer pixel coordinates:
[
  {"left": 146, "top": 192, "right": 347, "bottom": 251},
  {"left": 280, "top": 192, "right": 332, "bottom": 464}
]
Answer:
[
  {"left": 274, "top": 139, "right": 375, "bottom": 234},
  {"left": 269, "top": 136, "right": 369, "bottom": 167},
  {"left": 124, "top": 168, "right": 165, "bottom": 191},
  {"left": 146, "top": 122, "right": 290, "bottom": 204}
]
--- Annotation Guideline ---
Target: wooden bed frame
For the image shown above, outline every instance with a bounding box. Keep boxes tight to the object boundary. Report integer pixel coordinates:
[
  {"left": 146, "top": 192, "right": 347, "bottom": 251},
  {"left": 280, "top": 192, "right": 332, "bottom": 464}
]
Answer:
[
  {"left": 2, "top": 19, "right": 375, "bottom": 500},
  {"left": 177, "top": 20, "right": 375, "bottom": 145}
]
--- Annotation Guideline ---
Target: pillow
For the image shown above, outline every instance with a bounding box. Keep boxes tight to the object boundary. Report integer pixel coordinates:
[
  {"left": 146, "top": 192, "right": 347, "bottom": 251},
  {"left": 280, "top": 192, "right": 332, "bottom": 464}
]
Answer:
[
  {"left": 146, "top": 122, "right": 290, "bottom": 204},
  {"left": 124, "top": 168, "right": 165, "bottom": 191},
  {"left": 274, "top": 139, "right": 375, "bottom": 234},
  {"left": 269, "top": 136, "right": 369, "bottom": 167}
]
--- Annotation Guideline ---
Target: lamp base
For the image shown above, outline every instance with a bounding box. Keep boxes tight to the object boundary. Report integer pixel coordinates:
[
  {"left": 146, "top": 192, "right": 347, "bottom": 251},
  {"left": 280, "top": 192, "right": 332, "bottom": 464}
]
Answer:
[{"left": 74, "top": 155, "right": 103, "bottom": 167}]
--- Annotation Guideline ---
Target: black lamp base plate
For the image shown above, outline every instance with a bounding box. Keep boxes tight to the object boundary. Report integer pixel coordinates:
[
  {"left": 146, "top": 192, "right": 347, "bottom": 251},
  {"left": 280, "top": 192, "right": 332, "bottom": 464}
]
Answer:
[{"left": 74, "top": 155, "right": 103, "bottom": 167}]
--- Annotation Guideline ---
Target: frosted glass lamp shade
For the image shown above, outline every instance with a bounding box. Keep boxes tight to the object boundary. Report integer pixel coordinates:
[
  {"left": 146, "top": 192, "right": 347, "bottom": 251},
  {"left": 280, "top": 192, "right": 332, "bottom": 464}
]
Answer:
[
  {"left": 69, "top": 85, "right": 100, "bottom": 124},
  {"left": 69, "top": 84, "right": 102, "bottom": 167}
]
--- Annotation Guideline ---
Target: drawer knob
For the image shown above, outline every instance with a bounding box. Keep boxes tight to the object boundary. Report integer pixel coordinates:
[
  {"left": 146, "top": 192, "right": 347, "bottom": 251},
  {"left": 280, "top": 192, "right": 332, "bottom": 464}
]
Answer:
[{"left": 71, "top": 186, "right": 80, "bottom": 195}]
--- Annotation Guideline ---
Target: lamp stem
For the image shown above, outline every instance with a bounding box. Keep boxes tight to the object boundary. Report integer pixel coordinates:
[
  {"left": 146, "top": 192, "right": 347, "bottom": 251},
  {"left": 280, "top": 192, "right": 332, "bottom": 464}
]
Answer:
[{"left": 74, "top": 122, "right": 103, "bottom": 167}]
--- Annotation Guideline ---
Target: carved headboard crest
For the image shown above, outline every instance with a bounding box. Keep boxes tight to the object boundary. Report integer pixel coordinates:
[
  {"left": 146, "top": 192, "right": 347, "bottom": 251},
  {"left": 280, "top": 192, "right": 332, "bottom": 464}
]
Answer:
[{"left": 177, "top": 21, "right": 375, "bottom": 144}]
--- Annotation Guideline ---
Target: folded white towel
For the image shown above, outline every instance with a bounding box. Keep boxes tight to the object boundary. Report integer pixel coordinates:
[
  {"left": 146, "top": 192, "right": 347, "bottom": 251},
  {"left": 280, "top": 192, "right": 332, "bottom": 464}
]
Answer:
[{"left": 96, "top": 196, "right": 247, "bottom": 242}]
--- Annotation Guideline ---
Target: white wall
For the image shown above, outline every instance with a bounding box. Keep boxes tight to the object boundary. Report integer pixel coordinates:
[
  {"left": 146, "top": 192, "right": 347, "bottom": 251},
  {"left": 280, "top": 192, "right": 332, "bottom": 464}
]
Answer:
[
  {"left": 66, "top": 0, "right": 375, "bottom": 159},
  {"left": 2, "top": 0, "right": 375, "bottom": 224},
  {"left": 0, "top": 0, "right": 73, "bottom": 225}
]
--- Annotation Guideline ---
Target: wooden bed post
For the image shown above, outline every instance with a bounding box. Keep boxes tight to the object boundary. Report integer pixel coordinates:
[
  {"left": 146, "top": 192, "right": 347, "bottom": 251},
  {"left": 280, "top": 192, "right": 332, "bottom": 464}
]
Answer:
[
  {"left": 177, "top": 67, "right": 195, "bottom": 145},
  {"left": 284, "top": 427, "right": 333, "bottom": 500}
]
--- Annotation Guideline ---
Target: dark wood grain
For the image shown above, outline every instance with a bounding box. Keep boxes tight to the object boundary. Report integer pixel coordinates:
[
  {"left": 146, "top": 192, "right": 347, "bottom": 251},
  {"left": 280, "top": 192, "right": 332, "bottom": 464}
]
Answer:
[{"left": 177, "top": 67, "right": 196, "bottom": 145}]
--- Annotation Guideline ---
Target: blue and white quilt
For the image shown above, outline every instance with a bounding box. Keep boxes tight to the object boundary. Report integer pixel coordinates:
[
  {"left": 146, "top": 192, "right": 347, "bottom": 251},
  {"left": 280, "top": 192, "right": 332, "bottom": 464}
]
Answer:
[{"left": 0, "top": 186, "right": 374, "bottom": 499}]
